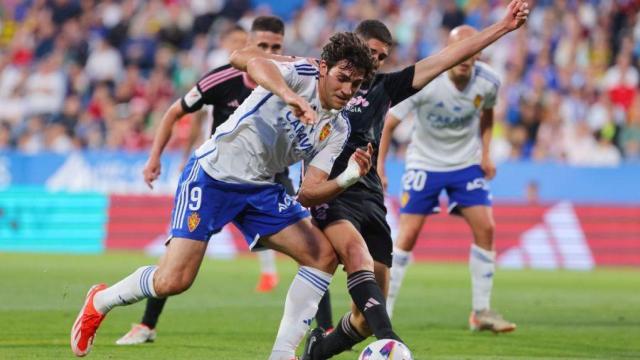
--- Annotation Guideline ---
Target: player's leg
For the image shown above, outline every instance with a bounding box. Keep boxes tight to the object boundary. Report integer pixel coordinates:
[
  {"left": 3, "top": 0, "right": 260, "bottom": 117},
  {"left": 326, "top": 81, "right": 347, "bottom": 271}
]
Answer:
[
  {"left": 459, "top": 205, "right": 515, "bottom": 332},
  {"left": 315, "top": 290, "right": 333, "bottom": 332},
  {"left": 256, "top": 250, "right": 279, "bottom": 292},
  {"left": 260, "top": 218, "right": 338, "bottom": 360},
  {"left": 387, "top": 168, "right": 441, "bottom": 317},
  {"left": 72, "top": 156, "right": 234, "bottom": 356},
  {"left": 449, "top": 165, "right": 515, "bottom": 332},
  {"left": 386, "top": 213, "right": 425, "bottom": 317},
  {"left": 71, "top": 238, "right": 206, "bottom": 356},
  {"left": 115, "top": 297, "right": 166, "bottom": 345},
  {"left": 305, "top": 259, "right": 391, "bottom": 360}
]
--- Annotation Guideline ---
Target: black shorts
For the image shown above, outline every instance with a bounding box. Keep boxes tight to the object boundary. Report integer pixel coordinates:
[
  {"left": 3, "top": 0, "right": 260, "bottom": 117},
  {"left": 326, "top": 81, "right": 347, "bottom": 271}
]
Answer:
[{"left": 311, "top": 189, "right": 393, "bottom": 267}]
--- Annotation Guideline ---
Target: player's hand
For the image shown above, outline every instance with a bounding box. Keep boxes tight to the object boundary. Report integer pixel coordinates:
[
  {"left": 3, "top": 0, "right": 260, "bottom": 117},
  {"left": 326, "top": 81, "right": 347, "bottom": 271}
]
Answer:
[
  {"left": 351, "top": 143, "right": 374, "bottom": 176},
  {"left": 481, "top": 156, "right": 496, "bottom": 180},
  {"left": 143, "top": 157, "right": 162, "bottom": 189},
  {"left": 502, "top": 0, "right": 529, "bottom": 31},
  {"left": 283, "top": 90, "right": 316, "bottom": 125}
]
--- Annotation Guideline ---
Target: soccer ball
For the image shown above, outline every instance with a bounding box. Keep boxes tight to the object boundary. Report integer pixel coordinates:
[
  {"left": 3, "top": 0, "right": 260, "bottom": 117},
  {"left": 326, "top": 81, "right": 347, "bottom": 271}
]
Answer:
[{"left": 358, "top": 339, "right": 413, "bottom": 360}]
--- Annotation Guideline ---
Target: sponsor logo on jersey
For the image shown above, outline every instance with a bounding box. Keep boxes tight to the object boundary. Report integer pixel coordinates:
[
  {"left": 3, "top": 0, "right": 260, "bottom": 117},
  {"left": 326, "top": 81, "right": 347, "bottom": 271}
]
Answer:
[
  {"left": 187, "top": 212, "right": 200, "bottom": 232},
  {"left": 280, "top": 111, "right": 315, "bottom": 156},
  {"left": 474, "top": 94, "right": 484, "bottom": 108},
  {"left": 319, "top": 123, "right": 331, "bottom": 141},
  {"left": 226, "top": 99, "right": 240, "bottom": 108},
  {"left": 184, "top": 86, "right": 202, "bottom": 107},
  {"left": 345, "top": 95, "right": 369, "bottom": 113},
  {"left": 400, "top": 192, "right": 410, "bottom": 208}
]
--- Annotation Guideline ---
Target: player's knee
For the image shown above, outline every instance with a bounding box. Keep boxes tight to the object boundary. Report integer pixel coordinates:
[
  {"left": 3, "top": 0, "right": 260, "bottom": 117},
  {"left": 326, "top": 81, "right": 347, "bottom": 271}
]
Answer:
[
  {"left": 342, "top": 241, "right": 374, "bottom": 273},
  {"left": 473, "top": 221, "right": 495, "bottom": 249},
  {"left": 153, "top": 271, "right": 194, "bottom": 297},
  {"left": 303, "top": 243, "right": 338, "bottom": 273}
]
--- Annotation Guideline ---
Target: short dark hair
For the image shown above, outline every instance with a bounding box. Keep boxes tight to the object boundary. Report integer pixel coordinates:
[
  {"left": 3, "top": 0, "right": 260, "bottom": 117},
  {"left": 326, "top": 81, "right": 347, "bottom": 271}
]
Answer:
[
  {"left": 321, "top": 32, "right": 374, "bottom": 79},
  {"left": 222, "top": 24, "right": 247, "bottom": 39},
  {"left": 355, "top": 19, "right": 392, "bottom": 46},
  {"left": 251, "top": 16, "right": 285, "bottom": 35}
]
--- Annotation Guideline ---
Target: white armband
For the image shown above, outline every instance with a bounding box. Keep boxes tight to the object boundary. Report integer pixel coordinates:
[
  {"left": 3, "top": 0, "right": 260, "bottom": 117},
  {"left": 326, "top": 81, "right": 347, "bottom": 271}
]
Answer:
[{"left": 335, "top": 158, "right": 361, "bottom": 189}]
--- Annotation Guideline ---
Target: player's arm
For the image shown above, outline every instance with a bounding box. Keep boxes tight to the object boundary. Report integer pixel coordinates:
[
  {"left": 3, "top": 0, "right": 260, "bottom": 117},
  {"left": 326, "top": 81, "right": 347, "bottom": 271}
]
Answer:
[
  {"left": 480, "top": 108, "right": 496, "bottom": 180},
  {"left": 181, "top": 109, "right": 206, "bottom": 167},
  {"left": 246, "top": 57, "right": 316, "bottom": 124},
  {"left": 377, "top": 114, "right": 401, "bottom": 191},
  {"left": 143, "top": 99, "right": 188, "bottom": 188},
  {"left": 229, "top": 46, "right": 299, "bottom": 72},
  {"left": 411, "top": 0, "right": 528, "bottom": 89},
  {"left": 298, "top": 144, "right": 374, "bottom": 207}
]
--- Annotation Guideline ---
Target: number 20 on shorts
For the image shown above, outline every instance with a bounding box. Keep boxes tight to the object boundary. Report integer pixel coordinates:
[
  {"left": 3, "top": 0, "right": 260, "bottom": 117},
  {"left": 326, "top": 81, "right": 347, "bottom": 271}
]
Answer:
[{"left": 402, "top": 170, "right": 427, "bottom": 191}]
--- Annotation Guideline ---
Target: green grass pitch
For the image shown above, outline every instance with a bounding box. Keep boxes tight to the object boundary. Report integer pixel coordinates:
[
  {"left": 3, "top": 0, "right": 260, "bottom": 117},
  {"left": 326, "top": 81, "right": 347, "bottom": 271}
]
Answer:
[{"left": 0, "top": 252, "right": 638, "bottom": 359}]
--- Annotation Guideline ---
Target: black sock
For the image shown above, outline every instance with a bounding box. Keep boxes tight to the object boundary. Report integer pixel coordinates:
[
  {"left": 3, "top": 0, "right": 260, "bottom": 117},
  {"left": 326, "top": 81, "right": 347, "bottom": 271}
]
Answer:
[
  {"left": 347, "top": 270, "right": 402, "bottom": 342},
  {"left": 141, "top": 297, "right": 167, "bottom": 329},
  {"left": 315, "top": 312, "right": 364, "bottom": 359},
  {"left": 315, "top": 290, "right": 333, "bottom": 330}
]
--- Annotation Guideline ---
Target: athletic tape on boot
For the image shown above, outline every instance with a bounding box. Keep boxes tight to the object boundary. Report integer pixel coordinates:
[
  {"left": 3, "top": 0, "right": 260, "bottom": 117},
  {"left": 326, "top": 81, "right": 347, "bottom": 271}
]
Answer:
[{"left": 335, "top": 158, "right": 361, "bottom": 188}]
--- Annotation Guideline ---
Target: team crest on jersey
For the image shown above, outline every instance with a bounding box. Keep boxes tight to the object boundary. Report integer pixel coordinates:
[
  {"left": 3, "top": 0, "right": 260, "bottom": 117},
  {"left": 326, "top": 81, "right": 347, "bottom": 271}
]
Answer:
[
  {"left": 187, "top": 212, "right": 200, "bottom": 232},
  {"left": 473, "top": 94, "right": 484, "bottom": 109},
  {"left": 400, "top": 192, "right": 410, "bottom": 208},
  {"left": 319, "top": 123, "right": 331, "bottom": 141}
]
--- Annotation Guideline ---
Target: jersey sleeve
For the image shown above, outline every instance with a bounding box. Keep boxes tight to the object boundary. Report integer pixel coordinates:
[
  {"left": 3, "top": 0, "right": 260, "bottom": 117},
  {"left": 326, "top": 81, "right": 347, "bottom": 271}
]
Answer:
[
  {"left": 180, "top": 68, "right": 233, "bottom": 113},
  {"left": 388, "top": 90, "right": 422, "bottom": 120},
  {"left": 308, "top": 113, "right": 350, "bottom": 175},
  {"left": 268, "top": 59, "right": 317, "bottom": 93},
  {"left": 483, "top": 82, "right": 499, "bottom": 109},
  {"left": 476, "top": 63, "right": 501, "bottom": 109},
  {"left": 383, "top": 65, "right": 420, "bottom": 107}
]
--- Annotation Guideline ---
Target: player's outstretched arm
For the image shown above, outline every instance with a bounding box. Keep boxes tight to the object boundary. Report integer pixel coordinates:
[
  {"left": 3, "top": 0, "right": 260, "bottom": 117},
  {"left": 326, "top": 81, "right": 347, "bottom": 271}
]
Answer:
[
  {"left": 411, "top": 0, "right": 529, "bottom": 90},
  {"left": 229, "top": 46, "right": 298, "bottom": 71},
  {"left": 246, "top": 57, "right": 316, "bottom": 124},
  {"left": 377, "top": 114, "right": 402, "bottom": 191},
  {"left": 298, "top": 144, "right": 374, "bottom": 207},
  {"left": 143, "top": 100, "right": 188, "bottom": 189}
]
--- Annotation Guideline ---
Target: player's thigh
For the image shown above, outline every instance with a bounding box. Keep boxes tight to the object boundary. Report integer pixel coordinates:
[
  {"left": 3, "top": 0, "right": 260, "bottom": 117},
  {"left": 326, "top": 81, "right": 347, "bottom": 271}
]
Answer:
[
  {"left": 396, "top": 213, "right": 427, "bottom": 251},
  {"left": 261, "top": 217, "right": 337, "bottom": 273},
  {"left": 323, "top": 220, "right": 374, "bottom": 274},
  {"left": 154, "top": 237, "right": 207, "bottom": 293}
]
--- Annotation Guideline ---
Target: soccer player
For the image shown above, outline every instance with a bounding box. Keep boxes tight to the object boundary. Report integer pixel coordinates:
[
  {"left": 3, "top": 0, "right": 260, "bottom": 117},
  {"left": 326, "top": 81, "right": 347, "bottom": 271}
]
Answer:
[
  {"left": 230, "top": 1, "right": 529, "bottom": 358},
  {"left": 70, "top": 32, "right": 375, "bottom": 359},
  {"left": 379, "top": 25, "right": 516, "bottom": 333},
  {"left": 303, "top": 3, "right": 527, "bottom": 358},
  {"left": 114, "top": 16, "right": 332, "bottom": 346}
]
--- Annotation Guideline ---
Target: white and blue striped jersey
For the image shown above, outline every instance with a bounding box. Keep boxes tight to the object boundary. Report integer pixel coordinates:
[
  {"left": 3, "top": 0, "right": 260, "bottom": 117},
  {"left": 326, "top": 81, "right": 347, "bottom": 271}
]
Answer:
[
  {"left": 389, "top": 61, "right": 500, "bottom": 171},
  {"left": 195, "top": 59, "right": 350, "bottom": 185}
]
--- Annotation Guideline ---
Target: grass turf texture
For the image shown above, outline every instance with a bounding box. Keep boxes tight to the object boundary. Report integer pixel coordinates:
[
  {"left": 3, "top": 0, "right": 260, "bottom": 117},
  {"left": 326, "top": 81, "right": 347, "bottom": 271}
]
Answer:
[{"left": 0, "top": 252, "right": 638, "bottom": 359}]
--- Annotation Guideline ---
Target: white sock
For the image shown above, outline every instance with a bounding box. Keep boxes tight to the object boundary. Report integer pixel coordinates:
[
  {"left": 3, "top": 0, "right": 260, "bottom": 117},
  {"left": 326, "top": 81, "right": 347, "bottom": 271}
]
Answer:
[
  {"left": 469, "top": 244, "right": 495, "bottom": 312},
  {"left": 258, "top": 250, "right": 277, "bottom": 275},
  {"left": 269, "top": 266, "right": 332, "bottom": 360},
  {"left": 93, "top": 266, "right": 158, "bottom": 314},
  {"left": 386, "top": 246, "right": 411, "bottom": 318}
]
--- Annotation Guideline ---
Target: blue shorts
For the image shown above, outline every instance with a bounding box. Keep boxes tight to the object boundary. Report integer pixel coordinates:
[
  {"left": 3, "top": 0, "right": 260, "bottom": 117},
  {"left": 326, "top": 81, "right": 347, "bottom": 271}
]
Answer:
[
  {"left": 169, "top": 156, "right": 309, "bottom": 249},
  {"left": 399, "top": 165, "right": 491, "bottom": 216}
]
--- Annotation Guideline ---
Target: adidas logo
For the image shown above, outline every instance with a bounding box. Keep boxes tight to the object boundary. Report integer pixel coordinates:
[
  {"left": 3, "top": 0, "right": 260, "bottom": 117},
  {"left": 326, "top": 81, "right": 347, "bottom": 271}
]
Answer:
[
  {"left": 363, "top": 297, "right": 381, "bottom": 311},
  {"left": 498, "top": 202, "right": 594, "bottom": 270}
]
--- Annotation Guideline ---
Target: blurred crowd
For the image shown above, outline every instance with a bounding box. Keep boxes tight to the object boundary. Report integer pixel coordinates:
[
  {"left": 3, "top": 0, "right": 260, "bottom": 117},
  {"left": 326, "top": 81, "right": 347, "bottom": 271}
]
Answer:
[{"left": 0, "top": 0, "right": 639, "bottom": 167}]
